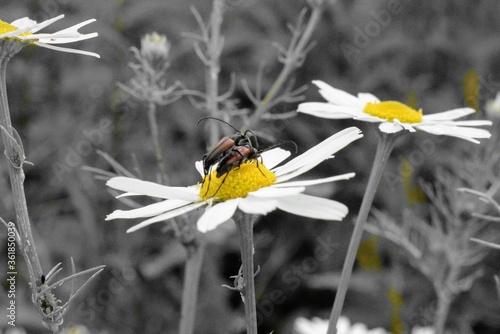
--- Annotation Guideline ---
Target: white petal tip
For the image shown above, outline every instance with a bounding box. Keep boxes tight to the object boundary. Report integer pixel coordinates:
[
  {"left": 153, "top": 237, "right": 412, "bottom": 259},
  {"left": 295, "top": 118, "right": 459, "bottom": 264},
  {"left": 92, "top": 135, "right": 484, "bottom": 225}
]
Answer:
[{"left": 126, "top": 226, "right": 141, "bottom": 233}]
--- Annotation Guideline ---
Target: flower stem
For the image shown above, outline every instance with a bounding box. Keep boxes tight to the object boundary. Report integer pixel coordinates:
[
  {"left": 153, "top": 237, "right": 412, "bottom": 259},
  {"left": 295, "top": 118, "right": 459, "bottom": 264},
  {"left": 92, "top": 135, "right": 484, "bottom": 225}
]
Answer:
[
  {"left": 327, "top": 132, "right": 401, "bottom": 334},
  {"left": 434, "top": 293, "right": 452, "bottom": 334},
  {"left": 205, "top": 0, "right": 225, "bottom": 145},
  {"left": 179, "top": 237, "right": 206, "bottom": 334},
  {"left": 147, "top": 101, "right": 166, "bottom": 184},
  {"left": 0, "top": 42, "right": 43, "bottom": 289},
  {"left": 234, "top": 212, "right": 258, "bottom": 334},
  {"left": 246, "top": 1, "right": 324, "bottom": 129},
  {"left": 433, "top": 265, "right": 459, "bottom": 333}
]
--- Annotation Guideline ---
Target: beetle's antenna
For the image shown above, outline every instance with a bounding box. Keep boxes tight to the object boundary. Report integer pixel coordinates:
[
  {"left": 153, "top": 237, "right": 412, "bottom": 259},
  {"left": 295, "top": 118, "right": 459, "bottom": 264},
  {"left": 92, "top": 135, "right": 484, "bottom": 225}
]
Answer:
[{"left": 196, "top": 116, "right": 240, "bottom": 133}]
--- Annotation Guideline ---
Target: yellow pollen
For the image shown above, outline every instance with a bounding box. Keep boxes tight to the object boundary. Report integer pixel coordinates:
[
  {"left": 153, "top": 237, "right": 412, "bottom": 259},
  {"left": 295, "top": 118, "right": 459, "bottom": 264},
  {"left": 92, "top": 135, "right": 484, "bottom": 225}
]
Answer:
[
  {"left": 199, "top": 160, "right": 276, "bottom": 202},
  {"left": 0, "top": 20, "right": 33, "bottom": 39},
  {"left": 363, "top": 101, "right": 423, "bottom": 123}
]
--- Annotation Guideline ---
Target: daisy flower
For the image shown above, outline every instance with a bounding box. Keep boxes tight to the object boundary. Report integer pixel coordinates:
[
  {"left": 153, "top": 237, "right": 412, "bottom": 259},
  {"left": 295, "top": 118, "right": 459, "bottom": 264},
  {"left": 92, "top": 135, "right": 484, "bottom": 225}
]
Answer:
[
  {"left": 293, "top": 316, "right": 388, "bottom": 334},
  {"left": 106, "top": 127, "right": 363, "bottom": 233},
  {"left": 0, "top": 14, "right": 99, "bottom": 58},
  {"left": 298, "top": 81, "right": 492, "bottom": 143}
]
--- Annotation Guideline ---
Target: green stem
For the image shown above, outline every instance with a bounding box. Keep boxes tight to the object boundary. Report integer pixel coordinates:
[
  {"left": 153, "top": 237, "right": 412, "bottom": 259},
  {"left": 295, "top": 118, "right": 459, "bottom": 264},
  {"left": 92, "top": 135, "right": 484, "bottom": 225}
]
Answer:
[
  {"left": 234, "top": 212, "right": 258, "bottom": 334},
  {"left": 147, "top": 101, "right": 166, "bottom": 184},
  {"left": 327, "top": 132, "right": 401, "bottom": 334},
  {"left": 0, "top": 42, "right": 43, "bottom": 290},
  {"left": 179, "top": 237, "right": 206, "bottom": 334}
]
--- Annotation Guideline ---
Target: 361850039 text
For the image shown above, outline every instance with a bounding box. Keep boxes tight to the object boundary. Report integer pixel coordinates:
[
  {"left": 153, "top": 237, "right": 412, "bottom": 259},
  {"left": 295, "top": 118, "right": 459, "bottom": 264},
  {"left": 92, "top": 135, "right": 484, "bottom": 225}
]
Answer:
[{"left": 6, "top": 221, "right": 17, "bottom": 326}]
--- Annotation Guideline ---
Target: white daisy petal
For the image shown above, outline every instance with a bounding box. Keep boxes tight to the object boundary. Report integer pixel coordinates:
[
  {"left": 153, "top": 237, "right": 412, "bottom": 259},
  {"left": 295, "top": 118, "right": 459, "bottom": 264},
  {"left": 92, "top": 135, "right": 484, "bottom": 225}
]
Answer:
[
  {"left": 276, "top": 194, "right": 348, "bottom": 221},
  {"left": 378, "top": 122, "right": 404, "bottom": 133},
  {"left": 106, "top": 199, "right": 190, "bottom": 220},
  {"left": 49, "top": 18, "right": 96, "bottom": 35},
  {"left": 415, "top": 124, "right": 491, "bottom": 143},
  {"left": 312, "top": 80, "right": 364, "bottom": 108},
  {"left": 427, "top": 120, "right": 493, "bottom": 127},
  {"left": 9, "top": 17, "right": 37, "bottom": 29},
  {"left": 126, "top": 202, "right": 205, "bottom": 233},
  {"left": 107, "top": 177, "right": 199, "bottom": 201},
  {"left": 260, "top": 148, "right": 291, "bottom": 170},
  {"left": 238, "top": 197, "right": 278, "bottom": 215},
  {"left": 249, "top": 186, "right": 305, "bottom": 198},
  {"left": 195, "top": 160, "right": 205, "bottom": 178},
  {"left": 298, "top": 102, "right": 363, "bottom": 119},
  {"left": 422, "top": 108, "right": 474, "bottom": 121},
  {"left": 1, "top": 18, "right": 36, "bottom": 38},
  {"left": 394, "top": 119, "right": 417, "bottom": 132},
  {"left": 275, "top": 160, "right": 323, "bottom": 183},
  {"left": 34, "top": 42, "right": 100, "bottom": 58},
  {"left": 273, "top": 127, "right": 362, "bottom": 178},
  {"left": 357, "top": 92, "right": 380, "bottom": 104},
  {"left": 22, "top": 15, "right": 64, "bottom": 33},
  {"left": 273, "top": 173, "right": 355, "bottom": 188},
  {"left": 197, "top": 199, "right": 239, "bottom": 232},
  {"left": 35, "top": 32, "right": 99, "bottom": 44},
  {"left": 353, "top": 115, "right": 385, "bottom": 122}
]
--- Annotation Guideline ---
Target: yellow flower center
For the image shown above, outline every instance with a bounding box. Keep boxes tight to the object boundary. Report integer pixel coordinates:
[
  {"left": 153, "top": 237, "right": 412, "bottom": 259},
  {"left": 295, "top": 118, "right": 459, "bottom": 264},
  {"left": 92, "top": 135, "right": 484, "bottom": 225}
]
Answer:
[
  {"left": 363, "top": 101, "right": 423, "bottom": 123},
  {"left": 0, "top": 20, "right": 33, "bottom": 39},
  {"left": 199, "top": 160, "right": 276, "bottom": 202}
]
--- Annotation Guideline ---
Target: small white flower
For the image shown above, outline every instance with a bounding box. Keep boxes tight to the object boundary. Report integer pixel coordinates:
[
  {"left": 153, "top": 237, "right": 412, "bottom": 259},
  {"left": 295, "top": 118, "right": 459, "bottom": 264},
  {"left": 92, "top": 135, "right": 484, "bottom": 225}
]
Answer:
[
  {"left": 298, "top": 81, "right": 492, "bottom": 144},
  {"left": 293, "top": 316, "right": 388, "bottom": 334},
  {"left": 485, "top": 92, "right": 500, "bottom": 119},
  {"left": 0, "top": 14, "right": 99, "bottom": 58},
  {"left": 106, "top": 127, "right": 363, "bottom": 233},
  {"left": 140, "top": 32, "right": 170, "bottom": 64}
]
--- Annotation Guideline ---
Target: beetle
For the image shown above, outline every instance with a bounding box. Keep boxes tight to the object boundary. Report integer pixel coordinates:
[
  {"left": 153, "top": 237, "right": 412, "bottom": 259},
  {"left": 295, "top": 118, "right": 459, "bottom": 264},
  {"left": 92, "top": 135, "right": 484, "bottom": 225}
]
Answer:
[
  {"left": 205, "top": 140, "right": 298, "bottom": 198},
  {"left": 197, "top": 117, "right": 259, "bottom": 176},
  {"left": 197, "top": 116, "right": 297, "bottom": 197},
  {"left": 204, "top": 145, "right": 261, "bottom": 197},
  {"left": 215, "top": 145, "right": 258, "bottom": 177},
  {"left": 216, "top": 140, "right": 297, "bottom": 178}
]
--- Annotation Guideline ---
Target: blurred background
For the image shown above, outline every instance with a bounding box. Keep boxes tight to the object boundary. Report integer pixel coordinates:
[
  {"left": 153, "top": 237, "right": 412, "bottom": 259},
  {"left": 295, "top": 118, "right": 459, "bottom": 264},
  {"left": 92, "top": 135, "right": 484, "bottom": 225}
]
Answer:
[{"left": 1, "top": 0, "right": 500, "bottom": 333}]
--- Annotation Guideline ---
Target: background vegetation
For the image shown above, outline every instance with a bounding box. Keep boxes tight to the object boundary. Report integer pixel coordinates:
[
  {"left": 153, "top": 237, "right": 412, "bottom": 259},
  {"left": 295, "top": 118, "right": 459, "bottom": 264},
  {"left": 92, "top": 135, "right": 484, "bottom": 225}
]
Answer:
[{"left": 1, "top": 0, "right": 500, "bottom": 333}]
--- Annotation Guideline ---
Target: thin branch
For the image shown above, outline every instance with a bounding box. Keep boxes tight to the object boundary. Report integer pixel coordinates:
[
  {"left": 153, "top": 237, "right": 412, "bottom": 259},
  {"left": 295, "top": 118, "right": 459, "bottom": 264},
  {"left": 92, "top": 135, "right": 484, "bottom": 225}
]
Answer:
[{"left": 245, "top": 2, "right": 325, "bottom": 129}]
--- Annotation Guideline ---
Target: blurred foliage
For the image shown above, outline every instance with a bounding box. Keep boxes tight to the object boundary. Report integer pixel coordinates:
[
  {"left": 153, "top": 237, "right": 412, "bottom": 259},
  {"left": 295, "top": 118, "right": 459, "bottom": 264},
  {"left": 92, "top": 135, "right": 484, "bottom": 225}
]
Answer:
[{"left": 0, "top": 0, "right": 500, "bottom": 333}]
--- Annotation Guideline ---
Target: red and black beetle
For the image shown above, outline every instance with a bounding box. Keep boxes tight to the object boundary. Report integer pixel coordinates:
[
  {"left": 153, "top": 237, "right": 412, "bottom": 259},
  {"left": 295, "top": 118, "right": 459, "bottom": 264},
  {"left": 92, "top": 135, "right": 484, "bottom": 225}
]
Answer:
[
  {"left": 197, "top": 117, "right": 258, "bottom": 177},
  {"left": 215, "top": 145, "right": 260, "bottom": 178},
  {"left": 198, "top": 117, "right": 297, "bottom": 197}
]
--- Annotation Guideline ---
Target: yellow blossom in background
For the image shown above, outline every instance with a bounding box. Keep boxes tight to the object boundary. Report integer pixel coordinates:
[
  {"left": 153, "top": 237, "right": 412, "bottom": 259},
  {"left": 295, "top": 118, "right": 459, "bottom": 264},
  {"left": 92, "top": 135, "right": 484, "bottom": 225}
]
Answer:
[
  {"left": 402, "top": 158, "right": 426, "bottom": 206},
  {"left": 406, "top": 90, "right": 418, "bottom": 110},
  {"left": 388, "top": 286, "right": 405, "bottom": 334},
  {"left": 357, "top": 235, "right": 382, "bottom": 272},
  {"left": 463, "top": 70, "right": 479, "bottom": 112}
]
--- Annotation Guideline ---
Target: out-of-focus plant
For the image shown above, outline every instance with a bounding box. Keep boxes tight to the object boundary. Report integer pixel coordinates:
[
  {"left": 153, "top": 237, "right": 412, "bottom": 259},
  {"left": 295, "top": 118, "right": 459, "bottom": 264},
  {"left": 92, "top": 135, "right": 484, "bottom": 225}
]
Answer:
[
  {"left": 0, "top": 14, "right": 103, "bottom": 333},
  {"left": 458, "top": 187, "right": 500, "bottom": 305},
  {"left": 184, "top": 0, "right": 328, "bottom": 144},
  {"left": 367, "top": 165, "right": 500, "bottom": 332},
  {"left": 117, "top": 31, "right": 183, "bottom": 184}
]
